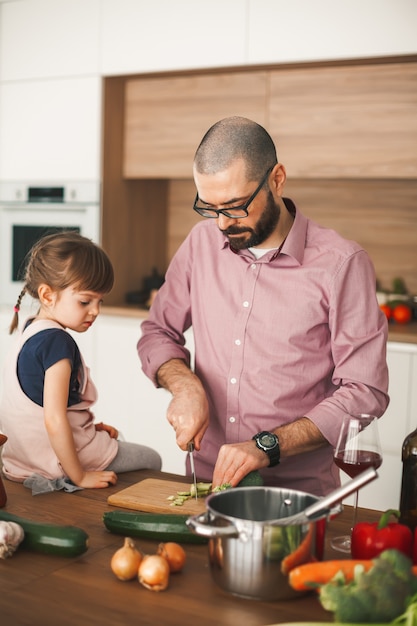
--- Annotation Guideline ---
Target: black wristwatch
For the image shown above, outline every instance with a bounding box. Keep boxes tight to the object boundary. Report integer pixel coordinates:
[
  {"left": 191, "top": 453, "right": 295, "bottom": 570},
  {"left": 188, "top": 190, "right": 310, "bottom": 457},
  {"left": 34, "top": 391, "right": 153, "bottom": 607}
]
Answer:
[{"left": 252, "top": 431, "right": 280, "bottom": 467}]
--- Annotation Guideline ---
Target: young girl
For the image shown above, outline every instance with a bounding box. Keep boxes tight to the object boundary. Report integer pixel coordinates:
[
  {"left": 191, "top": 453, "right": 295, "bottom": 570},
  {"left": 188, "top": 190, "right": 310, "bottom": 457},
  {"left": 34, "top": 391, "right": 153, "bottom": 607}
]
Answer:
[{"left": 0, "top": 231, "right": 161, "bottom": 490}]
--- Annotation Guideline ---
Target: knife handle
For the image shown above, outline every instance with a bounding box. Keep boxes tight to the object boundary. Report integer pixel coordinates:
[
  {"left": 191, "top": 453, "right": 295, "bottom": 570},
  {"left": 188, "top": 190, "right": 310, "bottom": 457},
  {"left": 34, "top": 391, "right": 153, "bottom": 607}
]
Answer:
[{"left": 187, "top": 441, "right": 195, "bottom": 453}]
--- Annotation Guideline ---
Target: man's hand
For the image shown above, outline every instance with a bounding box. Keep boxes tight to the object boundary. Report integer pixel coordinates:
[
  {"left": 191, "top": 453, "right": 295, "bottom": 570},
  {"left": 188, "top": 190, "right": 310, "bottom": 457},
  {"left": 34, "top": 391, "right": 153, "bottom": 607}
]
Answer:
[
  {"left": 157, "top": 359, "right": 209, "bottom": 450},
  {"left": 212, "top": 440, "right": 269, "bottom": 488},
  {"left": 166, "top": 382, "right": 209, "bottom": 450},
  {"left": 212, "top": 418, "right": 327, "bottom": 487}
]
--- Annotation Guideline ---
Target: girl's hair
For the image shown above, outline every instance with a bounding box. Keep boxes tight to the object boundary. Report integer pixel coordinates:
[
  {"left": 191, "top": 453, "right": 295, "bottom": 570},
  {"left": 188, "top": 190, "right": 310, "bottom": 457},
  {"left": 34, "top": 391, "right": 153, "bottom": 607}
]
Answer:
[{"left": 9, "top": 231, "right": 114, "bottom": 334}]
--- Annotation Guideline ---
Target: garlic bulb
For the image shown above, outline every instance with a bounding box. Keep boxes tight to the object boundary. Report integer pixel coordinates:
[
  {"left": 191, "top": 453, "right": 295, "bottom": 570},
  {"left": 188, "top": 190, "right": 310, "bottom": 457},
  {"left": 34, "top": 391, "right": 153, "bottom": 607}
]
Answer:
[{"left": 0, "top": 521, "right": 25, "bottom": 558}]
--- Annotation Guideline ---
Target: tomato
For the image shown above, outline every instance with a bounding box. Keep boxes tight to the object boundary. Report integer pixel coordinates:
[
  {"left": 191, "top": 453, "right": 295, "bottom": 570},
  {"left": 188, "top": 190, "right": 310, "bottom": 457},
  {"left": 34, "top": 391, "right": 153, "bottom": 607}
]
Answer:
[
  {"left": 379, "top": 304, "right": 392, "bottom": 320},
  {"left": 392, "top": 304, "right": 412, "bottom": 324}
]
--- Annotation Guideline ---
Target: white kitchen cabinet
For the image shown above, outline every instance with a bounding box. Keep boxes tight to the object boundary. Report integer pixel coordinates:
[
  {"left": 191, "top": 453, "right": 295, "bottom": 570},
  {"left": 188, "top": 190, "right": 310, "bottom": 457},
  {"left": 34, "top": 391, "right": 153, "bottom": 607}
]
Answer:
[
  {"left": 0, "top": 78, "right": 102, "bottom": 181},
  {"left": 0, "top": 0, "right": 100, "bottom": 81},
  {"left": 2, "top": 1, "right": 415, "bottom": 82},
  {"left": 247, "top": 0, "right": 417, "bottom": 65},
  {"left": 100, "top": 0, "right": 417, "bottom": 76},
  {"left": 100, "top": 0, "right": 246, "bottom": 76}
]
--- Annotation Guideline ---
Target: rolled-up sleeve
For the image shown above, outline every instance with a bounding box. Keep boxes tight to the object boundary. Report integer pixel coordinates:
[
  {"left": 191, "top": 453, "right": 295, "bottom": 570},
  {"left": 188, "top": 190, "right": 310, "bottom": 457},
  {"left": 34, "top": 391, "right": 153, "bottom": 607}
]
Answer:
[{"left": 305, "top": 248, "right": 389, "bottom": 446}]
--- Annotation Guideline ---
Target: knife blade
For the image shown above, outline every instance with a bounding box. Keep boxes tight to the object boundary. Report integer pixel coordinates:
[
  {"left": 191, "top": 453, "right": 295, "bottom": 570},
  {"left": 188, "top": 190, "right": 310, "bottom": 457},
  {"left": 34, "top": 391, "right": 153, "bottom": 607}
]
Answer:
[{"left": 187, "top": 441, "right": 198, "bottom": 500}]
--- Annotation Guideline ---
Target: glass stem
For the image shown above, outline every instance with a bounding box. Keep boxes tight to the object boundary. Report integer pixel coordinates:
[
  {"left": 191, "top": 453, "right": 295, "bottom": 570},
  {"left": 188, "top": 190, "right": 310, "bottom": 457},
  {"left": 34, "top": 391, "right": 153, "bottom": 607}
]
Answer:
[{"left": 351, "top": 490, "right": 359, "bottom": 531}]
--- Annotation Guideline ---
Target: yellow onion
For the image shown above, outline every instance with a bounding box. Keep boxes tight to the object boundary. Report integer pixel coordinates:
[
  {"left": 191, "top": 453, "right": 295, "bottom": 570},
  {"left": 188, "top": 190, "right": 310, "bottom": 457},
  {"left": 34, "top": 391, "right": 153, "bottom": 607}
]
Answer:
[
  {"left": 110, "top": 537, "right": 143, "bottom": 581},
  {"left": 157, "top": 542, "right": 186, "bottom": 573},
  {"left": 138, "top": 554, "right": 170, "bottom": 591}
]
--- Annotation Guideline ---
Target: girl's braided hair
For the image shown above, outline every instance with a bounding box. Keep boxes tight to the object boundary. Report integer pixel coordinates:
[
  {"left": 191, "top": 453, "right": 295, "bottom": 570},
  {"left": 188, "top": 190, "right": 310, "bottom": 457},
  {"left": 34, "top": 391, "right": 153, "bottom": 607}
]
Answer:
[{"left": 9, "top": 231, "right": 114, "bottom": 334}]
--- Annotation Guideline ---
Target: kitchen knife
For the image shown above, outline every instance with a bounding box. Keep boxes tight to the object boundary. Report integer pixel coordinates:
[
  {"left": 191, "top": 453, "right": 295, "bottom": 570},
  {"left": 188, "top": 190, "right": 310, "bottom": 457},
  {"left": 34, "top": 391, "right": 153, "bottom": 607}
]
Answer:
[{"left": 187, "top": 441, "right": 198, "bottom": 500}]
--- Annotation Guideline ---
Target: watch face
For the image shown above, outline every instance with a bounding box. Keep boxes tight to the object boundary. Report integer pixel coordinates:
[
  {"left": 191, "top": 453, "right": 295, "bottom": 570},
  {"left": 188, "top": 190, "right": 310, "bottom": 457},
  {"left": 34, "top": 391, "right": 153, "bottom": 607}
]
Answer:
[{"left": 259, "top": 433, "right": 276, "bottom": 449}]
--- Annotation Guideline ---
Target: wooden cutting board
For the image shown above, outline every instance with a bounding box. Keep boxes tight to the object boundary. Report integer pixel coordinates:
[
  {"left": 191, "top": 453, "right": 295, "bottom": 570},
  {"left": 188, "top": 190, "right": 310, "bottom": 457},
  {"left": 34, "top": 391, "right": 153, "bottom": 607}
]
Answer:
[{"left": 107, "top": 478, "right": 207, "bottom": 515}]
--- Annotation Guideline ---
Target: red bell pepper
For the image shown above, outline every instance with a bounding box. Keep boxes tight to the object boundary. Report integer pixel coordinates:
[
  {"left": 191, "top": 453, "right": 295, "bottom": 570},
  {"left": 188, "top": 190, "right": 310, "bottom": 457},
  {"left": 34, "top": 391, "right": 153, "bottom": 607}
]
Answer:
[
  {"left": 414, "top": 528, "right": 417, "bottom": 565},
  {"left": 351, "top": 509, "right": 413, "bottom": 560}
]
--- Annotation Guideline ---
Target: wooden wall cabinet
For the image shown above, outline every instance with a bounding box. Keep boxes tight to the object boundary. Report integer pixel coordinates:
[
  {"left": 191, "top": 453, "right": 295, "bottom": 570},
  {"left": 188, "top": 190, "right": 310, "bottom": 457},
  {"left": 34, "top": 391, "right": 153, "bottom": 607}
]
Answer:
[
  {"left": 268, "top": 62, "right": 417, "bottom": 178},
  {"left": 123, "top": 60, "right": 417, "bottom": 180},
  {"left": 123, "top": 71, "right": 268, "bottom": 179}
]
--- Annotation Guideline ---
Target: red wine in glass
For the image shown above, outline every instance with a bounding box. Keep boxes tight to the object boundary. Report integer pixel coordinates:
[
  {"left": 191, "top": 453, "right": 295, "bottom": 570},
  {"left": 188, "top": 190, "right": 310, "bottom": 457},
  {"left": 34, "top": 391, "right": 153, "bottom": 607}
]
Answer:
[
  {"left": 331, "top": 413, "right": 382, "bottom": 553},
  {"left": 334, "top": 450, "right": 382, "bottom": 478}
]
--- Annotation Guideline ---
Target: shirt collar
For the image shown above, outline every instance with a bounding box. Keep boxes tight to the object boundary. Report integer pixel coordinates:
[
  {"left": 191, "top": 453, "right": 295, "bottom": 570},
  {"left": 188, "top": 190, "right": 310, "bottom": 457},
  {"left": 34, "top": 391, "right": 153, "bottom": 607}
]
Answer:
[{"left": 279, "top": 199, "right": 307, "bottom": 265}]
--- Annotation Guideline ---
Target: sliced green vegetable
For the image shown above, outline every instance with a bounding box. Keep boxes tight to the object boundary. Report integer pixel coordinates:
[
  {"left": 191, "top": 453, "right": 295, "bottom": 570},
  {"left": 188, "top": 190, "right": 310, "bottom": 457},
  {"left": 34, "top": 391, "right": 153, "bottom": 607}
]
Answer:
[
  {"left": 166, "top": 472, "right": 263, "bottom": 508},
  {"left": 167, "top": 481, "right": 230, "bottom": 506}
]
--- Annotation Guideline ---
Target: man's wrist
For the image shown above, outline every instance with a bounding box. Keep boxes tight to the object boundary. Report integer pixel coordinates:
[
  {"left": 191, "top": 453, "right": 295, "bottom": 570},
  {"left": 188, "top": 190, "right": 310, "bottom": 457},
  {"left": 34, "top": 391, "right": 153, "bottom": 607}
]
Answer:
[{"left": 252, "top": 431, "right": 281, "bottom": 467}]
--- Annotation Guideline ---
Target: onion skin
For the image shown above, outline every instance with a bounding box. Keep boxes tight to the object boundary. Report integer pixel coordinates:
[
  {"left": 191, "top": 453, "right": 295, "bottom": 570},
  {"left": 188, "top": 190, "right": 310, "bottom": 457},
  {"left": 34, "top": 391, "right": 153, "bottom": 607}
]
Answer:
[
  {"left": 138, "top": 554, "right": 170, "bottom": 591},
  {"left": 110, "top": 537, "right": 143, "bottom": 581},
  {"left": 157, "top": 542, "right": 186, "bottom": 573}
]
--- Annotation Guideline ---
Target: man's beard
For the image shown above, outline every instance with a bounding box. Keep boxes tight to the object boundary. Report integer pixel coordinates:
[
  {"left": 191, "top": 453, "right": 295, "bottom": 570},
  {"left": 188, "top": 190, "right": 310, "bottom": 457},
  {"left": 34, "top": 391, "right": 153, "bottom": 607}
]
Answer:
[{"left": 221, "top": 191, "right": 280, "bottom": 250}]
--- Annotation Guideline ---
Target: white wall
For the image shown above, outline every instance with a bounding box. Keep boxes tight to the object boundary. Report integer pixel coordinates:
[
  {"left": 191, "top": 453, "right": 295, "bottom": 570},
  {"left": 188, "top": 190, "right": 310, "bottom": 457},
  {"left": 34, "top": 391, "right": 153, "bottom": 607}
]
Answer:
[{"left": 0, "top": 0, "right": 416, "bottom": 181}]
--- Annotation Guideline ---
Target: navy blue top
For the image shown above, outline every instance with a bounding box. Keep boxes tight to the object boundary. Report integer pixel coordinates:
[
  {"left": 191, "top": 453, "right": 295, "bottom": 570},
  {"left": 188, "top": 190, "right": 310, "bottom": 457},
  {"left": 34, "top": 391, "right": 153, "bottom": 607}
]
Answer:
[{"left": 17, "top": 327, "right": 82, "bottom": 407}]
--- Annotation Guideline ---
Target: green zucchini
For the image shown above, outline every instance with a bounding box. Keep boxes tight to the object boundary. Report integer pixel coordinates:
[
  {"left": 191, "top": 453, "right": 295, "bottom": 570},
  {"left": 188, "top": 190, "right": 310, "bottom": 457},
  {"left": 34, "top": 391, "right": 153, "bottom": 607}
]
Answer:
[
  {"left": 103, "top": 510, "right": 208, "bottom": 544},
  {"left": 0, "top": 510, "right": 89, "bottom": 557},
  {"left": 237, "top": 470, "right": 264, "bottom": 487}
]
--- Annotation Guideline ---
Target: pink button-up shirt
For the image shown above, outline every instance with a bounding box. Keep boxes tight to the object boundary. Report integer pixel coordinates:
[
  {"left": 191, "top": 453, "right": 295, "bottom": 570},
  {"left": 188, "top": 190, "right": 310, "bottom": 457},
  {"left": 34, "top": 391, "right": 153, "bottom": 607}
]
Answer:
[{"left": 138, "top": 204, "right": 389, "bottom": 495}]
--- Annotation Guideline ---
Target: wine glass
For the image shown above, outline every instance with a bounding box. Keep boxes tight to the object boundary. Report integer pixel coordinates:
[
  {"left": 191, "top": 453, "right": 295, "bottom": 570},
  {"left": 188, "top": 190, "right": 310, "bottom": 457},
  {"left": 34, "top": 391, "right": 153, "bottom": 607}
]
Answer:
[{"left": 331, "top": 413, "right": 382, "bottom": 553}]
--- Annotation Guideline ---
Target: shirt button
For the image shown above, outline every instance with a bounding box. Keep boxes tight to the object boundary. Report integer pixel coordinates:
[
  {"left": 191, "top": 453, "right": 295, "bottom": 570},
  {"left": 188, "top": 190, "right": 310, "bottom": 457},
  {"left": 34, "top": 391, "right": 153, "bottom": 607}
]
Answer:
[
  {"left": 229, "top": 416, "right": 236, "bottom": 423},
  {"left": 230, "top": 377, "right": 237, "bottom": 384},
  {"left": 243, "top": 301, "right": 249, "bottom": 308},
  {"left": 251, "top": 263, "right": 256, "bottom": 270},
  {"left": 235, "top": 339, "right": 241, "bottom": 346}
]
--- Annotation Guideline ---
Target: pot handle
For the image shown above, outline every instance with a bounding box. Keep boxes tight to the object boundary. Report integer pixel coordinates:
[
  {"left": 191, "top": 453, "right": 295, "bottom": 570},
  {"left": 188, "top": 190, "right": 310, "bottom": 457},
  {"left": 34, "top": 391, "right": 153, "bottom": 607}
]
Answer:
[{"left": 186, "top": 512, "right": 239, "bottom": 538}]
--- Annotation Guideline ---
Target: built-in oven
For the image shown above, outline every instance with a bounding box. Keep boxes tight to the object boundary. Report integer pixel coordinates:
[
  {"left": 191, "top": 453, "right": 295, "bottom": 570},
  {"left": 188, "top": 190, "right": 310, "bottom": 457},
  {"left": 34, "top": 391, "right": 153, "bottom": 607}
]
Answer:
[{"left": 0, "top": 181, "right": 100, "bottom": 305}]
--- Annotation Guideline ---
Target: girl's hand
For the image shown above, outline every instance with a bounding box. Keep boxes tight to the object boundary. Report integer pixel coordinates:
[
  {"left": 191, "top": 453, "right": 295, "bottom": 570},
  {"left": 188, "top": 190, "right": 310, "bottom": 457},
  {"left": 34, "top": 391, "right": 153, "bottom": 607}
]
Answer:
[
  {"left": 77, "top": 470, "right": 117, "bottom": 489},
  {"left": 95, "top": 422, "right": 119, "bottom": 439}
]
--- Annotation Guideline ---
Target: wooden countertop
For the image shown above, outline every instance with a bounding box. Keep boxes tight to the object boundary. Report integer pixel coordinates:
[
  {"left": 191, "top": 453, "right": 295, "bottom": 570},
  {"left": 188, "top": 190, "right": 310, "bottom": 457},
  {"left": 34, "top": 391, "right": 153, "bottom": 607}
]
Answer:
[{"left": 0, "top": 469, "right": 382, "bottom": 626}]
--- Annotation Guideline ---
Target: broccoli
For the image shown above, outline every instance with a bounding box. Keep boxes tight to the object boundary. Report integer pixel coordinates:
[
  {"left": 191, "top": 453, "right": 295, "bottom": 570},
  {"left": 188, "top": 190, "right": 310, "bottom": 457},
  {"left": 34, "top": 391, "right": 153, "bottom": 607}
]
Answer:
[{"left": 319, "top": 549, "right": 417, "bottom": 623}]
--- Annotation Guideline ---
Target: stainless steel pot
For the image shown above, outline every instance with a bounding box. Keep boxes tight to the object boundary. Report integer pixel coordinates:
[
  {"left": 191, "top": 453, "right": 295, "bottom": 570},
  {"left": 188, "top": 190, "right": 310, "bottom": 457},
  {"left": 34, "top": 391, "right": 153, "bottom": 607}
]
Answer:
[{"left": 186, "top": 486, "right": 338, "bottom": 601}]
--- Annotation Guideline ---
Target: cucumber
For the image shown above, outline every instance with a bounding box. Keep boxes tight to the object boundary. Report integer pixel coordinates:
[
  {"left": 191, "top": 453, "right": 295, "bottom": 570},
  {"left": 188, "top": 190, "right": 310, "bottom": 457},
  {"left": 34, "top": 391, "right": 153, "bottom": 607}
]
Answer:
[
  {"left": 0, "top": 510, "right": 89, "bottom": 557},
  {"left": 103, "top": 510, "right": 208, "bottom": 544}
]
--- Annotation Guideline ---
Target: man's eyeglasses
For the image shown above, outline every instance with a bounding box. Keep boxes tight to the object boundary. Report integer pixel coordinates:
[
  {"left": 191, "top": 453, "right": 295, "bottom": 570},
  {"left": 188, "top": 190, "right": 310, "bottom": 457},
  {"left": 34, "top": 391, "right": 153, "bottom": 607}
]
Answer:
[{"left": 193, "top": 166, "right": 273, "bottom": 219}]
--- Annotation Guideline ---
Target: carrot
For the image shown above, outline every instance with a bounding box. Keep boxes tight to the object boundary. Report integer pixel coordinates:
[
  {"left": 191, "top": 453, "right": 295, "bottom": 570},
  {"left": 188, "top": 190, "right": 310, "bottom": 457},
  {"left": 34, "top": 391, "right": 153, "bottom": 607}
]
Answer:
[
  {"left": 281, "top": 524, "right": 314, "bottom": 575},
  {"left": 288, "top": 559, "right": 374, "bottom": 591}
]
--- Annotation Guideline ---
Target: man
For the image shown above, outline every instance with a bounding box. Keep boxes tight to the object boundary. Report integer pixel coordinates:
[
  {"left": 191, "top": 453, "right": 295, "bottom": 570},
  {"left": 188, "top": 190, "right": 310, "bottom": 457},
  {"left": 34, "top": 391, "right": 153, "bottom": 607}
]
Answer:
[{"left": 137, "top": 116, "right": 389, "bottom": 496}]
